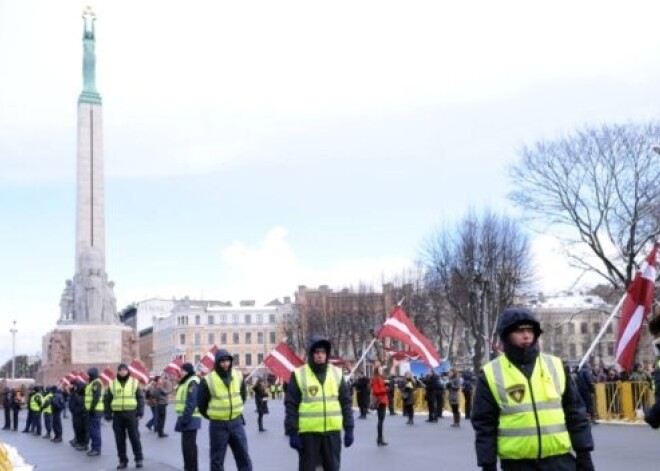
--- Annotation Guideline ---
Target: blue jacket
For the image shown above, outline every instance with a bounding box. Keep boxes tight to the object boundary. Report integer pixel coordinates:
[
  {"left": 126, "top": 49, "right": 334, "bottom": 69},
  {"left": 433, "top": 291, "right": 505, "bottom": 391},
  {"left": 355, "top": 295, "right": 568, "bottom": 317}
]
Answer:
[{"left": 175, "top": 374, "right": 201, "bottom": 432}]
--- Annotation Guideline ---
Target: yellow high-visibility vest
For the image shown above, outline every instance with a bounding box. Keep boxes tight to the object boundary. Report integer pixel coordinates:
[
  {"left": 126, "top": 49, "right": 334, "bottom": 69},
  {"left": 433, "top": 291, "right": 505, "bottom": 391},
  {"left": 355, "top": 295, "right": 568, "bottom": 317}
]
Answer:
[
  {"left": 294, "top": 364, "right": 343, "bottom": 433},
  {"left": 84, "top": 379, "right": 105, "bottom": 412},
  {"left": 109, "top": 377, "right": 139, "bottom": 411},
  {"left": 41, "top": 393, "right": 53, "bottom": 415},
  {"left": 483, "top": 353, "right": 572, "bottom": 460},
  {"left": 176, "top": 376, "right": 201, "bottom": 418},
  {"left": 29, "top": 392, "right": 42, "bottom": 413},
  {"left": 205, "top": 370, "right": 244, "bottom": 421}
]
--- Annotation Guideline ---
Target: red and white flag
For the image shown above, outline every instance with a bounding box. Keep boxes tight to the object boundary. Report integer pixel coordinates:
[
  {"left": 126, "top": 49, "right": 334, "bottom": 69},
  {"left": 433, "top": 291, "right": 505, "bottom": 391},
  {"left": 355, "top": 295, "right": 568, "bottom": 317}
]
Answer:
[
  {"left": 129, "top": 359, "right": 150, "bottom": 385},
  {"left": 199, "top": 345, "right": 219, "bottom": 375},
  {"left": 60, "top": 376, "right": 71, "bottom": 387},
  {"left": 164, "top": 356, "right": 184, "bottom": 378},
  {"left": 615, "top": 243, "right": 658, "bottom": 371},
  {"left": 99, "top": 367, "right": 116, "bottom": 387},
  {"left": 377, "top": 305, "right": 441, "bottom": 368},
  {"left": 72, "top": 370, "right": 89, "bottom": 384},
  {"left": 264, "top": 342, "right": 304, "bottom": 382}
]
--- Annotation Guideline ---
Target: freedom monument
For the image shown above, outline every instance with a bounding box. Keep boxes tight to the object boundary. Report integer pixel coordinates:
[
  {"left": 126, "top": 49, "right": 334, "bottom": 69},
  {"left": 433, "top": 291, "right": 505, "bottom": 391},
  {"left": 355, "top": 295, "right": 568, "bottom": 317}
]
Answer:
[{"left": 38, "top": 7, "right": 138, "bottom": 385}]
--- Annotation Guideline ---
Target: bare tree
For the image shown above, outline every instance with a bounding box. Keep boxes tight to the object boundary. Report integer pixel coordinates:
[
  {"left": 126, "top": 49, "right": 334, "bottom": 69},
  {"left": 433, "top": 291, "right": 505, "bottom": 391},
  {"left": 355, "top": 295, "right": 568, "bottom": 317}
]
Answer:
[
  {"left": 422, "top": 210, "right": 531, "bottom": 371},
  {"left": 509, "top": 122, "right": 660, "bottom": 288}
]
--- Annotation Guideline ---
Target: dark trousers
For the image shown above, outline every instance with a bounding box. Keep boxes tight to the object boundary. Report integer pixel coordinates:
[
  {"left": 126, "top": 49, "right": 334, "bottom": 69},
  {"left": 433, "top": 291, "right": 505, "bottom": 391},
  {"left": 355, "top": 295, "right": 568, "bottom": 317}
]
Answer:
[
  {"left": 87, "top": 411, "right": 102, "bottom": 451},
  {"left": 146, "top": 405, "right": 159, "bottom": 430},
  {"left": 209, "top": 417, "right": 252, "bottom": 471},
  {"left": 113, "top": 411, "right": 143, "bottom": 464},
  {"left": 299, "top": 432, "right": 341, "bottom": 471},
  {"left": 257, "top": 412, "right": 264, "bottom": 431},
  {"left": 44, "top": 413, "right": 52, "bottom": 435},
  {"left": 3, "top": 405, "right": 10, "bottom": 428},
  {"left": 30, "top": 411, "right": 42, "bottom": 435},
  {"left": 435, "top": 390, "right": 445, "bottom": 417},
  {"left": 450, "top": 403, "right": 460, "bottom": 424},
  {"left": 182, "top": 429, "right": 198, "bottom": 471},
  {"left": 156, "top": 404, "right": 167, "bottom": 435},
  {"left": 387, "top": 392, "right": 395, "bottom": 414},
  {"left": 22, "top": 410, "right": 32, "bottom": 432},
  {"left": 72, "top": 410, "right": 88, "bottom": 445},
  {"left": 11, "top": 407, "right": 19, "bottom": 430},
  {"left": 463, "top": 392, "right": 472, "bottom": 419},
  {"left": 376, "top": 403, "right": 386, "bottom": 442},
  {"left": 404, "top": 404, "right": 414, "bottom": 423},
  {"left": 426, "top": 394, "right": 437, "bottom": 420},
  {"left": 52, "top": 410, "right": 62, "bottom": 438}
]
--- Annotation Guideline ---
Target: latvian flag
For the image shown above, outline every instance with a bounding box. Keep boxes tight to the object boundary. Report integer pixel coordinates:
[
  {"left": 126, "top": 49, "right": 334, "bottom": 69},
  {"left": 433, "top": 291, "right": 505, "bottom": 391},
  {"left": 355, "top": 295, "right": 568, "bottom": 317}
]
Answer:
[
  {"left": 129, "top": 359, "right": 150, "bottom": 385},
  {"left": 615, "top": 242, "right": 658, "bottom": 371},
  {"left": 99, "top": 368, "right": 116, "bottom": 387},
  {"left": 164, "top": 356, "right": 184, "bottom": 378},
  {"left": 384, "top": 346, "right": 421, "bottom": 361},
  {"left": 199, "top": 345, "right": 219, "bottom": 375},
  {"left": 264, "top": 342, "right": 304, "bottom": 382},
  {"left": 377, "top": 305, "right": 441, "bottom": 368}
]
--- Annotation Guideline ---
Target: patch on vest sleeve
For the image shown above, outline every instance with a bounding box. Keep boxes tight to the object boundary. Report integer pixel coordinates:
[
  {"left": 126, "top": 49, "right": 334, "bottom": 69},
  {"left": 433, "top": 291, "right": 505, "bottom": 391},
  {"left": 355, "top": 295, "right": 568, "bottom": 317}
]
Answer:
[
  {"left": 505, "top": 384, "right": 526, "bottom": 403},
  {"left": 308, "top": 385, "right": 319, "bottom": 397}
]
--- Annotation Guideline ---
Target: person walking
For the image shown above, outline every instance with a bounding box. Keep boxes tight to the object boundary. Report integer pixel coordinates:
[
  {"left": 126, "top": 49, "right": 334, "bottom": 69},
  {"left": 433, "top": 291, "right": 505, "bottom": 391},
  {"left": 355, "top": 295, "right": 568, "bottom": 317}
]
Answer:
[
  {"left": 354, "top": 372, "right": 370, "bottom": 419},
  {"left": 197, "top": 349, "right": 253, "bottom": 471},
  {"left": 285, "top": 335, "right": 354, "bottom": 471},
  {"left": 387, "top": 376, "right": 397, "bottom": 416},
  {"left": 252, "top": 378, "right": 268, "bottom": 432},
  {"left": 370, "top": 366, "right": 389, "bottom": 446},
  {"left": 49, "top": 386, "right": 65, "bottom": 443},
  {"left": 174, "top": 363, "right": 201, "bottom": 471},
  {"left": 447, "top": 368, "right": 462, "bottom": 428},
  {"left": 471, "top": 307, "right": 595, "bottom": 471},
  {"left": 462, "top": 370, "right": 474, "bottom": 420},
  {"left": 423, "top": 369, "right": 438, "bottom": 423},
  {"left": 84, "top": 367, "right": 105, "bottom": 457},
  {"left": 152, "top": 376, "right": 170, "bottom": 438},
  {"left": 402, "top": 372, "right": 416, "bottom": 425},
  {"left": 145, "top": 378, "right": 159, "bottom": 432},
  {"left": 10, "top": 388, "right": 22, "bottom": 431},
  {"left": 104, "top": 363, "right": 144, "bottom": 469}
]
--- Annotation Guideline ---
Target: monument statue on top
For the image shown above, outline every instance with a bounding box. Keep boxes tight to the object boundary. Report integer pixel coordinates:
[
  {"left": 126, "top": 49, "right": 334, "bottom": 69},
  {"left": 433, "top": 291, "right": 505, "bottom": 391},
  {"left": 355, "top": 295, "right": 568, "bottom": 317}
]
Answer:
[{"left": 57, "top": 6, "right": 116, "bottom": 326}]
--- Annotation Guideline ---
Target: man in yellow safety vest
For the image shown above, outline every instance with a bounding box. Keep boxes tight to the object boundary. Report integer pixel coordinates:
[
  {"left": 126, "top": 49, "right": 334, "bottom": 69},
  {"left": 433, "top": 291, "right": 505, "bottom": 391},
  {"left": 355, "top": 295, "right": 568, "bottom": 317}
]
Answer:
[
  {"left": 174, "top": 362, "right": 202, "bottom": 471},
  {"left": 103, "top": 363, "right": 144, "bottom": 469},
  {"left": 471, "top": 307, "right": 595, "bottom": 471},
  {"left": 285, "top": 335, "right": 354, "bottom": 471}
]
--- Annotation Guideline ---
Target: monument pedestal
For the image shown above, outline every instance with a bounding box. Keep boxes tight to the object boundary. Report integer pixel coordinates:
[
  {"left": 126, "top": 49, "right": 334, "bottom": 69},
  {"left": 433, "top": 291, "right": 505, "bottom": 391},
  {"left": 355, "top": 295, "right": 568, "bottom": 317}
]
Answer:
[{"left": 37, "top": 324, "right": 139, "bottom": 386}]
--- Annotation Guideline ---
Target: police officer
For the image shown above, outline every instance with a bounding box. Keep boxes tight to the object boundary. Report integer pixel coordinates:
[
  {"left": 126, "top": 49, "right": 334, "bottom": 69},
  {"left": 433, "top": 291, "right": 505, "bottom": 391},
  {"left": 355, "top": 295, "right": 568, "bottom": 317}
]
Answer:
[
  {"left": 71, "top": 379, "right": 89, "bottom": 450},
  {"left": 285, "top": 335, "right": 354, "bottom": 471},
  {"left": 84, "top": 368, "right": 104, "bottom": 457},
  {"left": 471, "top": 307, "right": 595, "bottom": 471},
  {"left": 197, "top": 349, "right": 252, "bottom": 471},
  {"left": 50, "top": 386, "right": 65, "bottom": 443},
  {"left": 41, "top": 386, "right": 54, "bottom": 439},
  {"left": 174, "top": 363, "right": 201, "bottom": 471},
  {"left": 28, "top": 386, "right": 43, "bottom": 436},
  {"left": 104, "top": 363, "right": 144, "bottom": 469}
]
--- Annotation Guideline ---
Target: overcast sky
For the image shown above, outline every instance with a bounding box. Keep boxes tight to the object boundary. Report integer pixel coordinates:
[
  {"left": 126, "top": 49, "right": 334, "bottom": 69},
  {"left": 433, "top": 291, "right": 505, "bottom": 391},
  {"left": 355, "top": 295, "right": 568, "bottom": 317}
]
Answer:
[{"left": 2, "top": 0, "right": 660, "bottom": 362}]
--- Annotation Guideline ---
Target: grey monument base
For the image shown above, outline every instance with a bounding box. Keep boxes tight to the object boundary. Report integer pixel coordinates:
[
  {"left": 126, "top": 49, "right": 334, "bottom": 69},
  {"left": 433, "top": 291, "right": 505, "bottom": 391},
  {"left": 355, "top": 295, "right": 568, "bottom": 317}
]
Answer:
[{"left": 37, "top": 324, "right": 139, "bottom": 386}]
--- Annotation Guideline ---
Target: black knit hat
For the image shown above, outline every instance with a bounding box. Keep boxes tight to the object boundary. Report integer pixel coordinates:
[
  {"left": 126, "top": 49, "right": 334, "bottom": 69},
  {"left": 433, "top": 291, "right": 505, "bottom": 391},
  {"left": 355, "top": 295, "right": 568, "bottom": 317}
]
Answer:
[{"left": 181, "top": 363, "right": 195, "bottom": 375}]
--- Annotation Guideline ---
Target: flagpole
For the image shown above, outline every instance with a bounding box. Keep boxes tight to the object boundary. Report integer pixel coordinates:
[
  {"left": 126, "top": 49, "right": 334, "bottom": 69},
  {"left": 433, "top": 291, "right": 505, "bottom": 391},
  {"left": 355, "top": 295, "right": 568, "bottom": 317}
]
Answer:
[
  {"left": 578, "top": 295, "right": 626, "bottom": 370},
  {"left": 348, "top": 337, "right": 377, "bottom": 380}
]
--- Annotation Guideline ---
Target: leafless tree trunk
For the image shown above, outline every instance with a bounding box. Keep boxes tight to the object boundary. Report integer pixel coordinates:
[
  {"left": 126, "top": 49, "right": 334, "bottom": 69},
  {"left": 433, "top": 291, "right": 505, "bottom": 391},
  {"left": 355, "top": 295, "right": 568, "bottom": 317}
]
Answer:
[{"left": 509, "top": 122, "right": 660, "bottom": 288}]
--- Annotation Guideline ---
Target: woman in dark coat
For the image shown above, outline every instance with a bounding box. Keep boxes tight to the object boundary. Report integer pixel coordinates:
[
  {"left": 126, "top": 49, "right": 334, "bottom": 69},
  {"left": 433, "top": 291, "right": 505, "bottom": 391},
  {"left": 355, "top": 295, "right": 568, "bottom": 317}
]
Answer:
[{"left": 252, "top": 378, "right": 268, "bottom": 432}]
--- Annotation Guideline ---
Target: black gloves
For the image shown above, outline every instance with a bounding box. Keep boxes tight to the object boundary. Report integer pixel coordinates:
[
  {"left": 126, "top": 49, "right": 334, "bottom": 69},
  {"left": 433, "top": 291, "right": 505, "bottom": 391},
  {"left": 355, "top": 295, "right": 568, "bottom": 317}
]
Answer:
[{"left": 576, "top": 451, "right": 595, "bottom": 471}]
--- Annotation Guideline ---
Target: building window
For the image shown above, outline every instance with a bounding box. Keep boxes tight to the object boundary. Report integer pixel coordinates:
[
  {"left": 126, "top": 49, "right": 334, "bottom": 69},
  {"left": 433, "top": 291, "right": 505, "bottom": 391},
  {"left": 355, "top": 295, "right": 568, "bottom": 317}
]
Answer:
[
  {"left": 194, "top": 354, "right": 201, "bottom": 364},
  {"left": 582, "top": 343, "right": 589, "bottom": 355},
  {"left": 580, "top": 322, "right": 588, "bottom": 334},
  {"left": 245, "top": 314, "right": 251, "bottom": 324},
  {"left": 195, "top": 315, "right": 201, "bottom": 325},
  {"left": 606, "top": 323, "right": 613, "bottom": 334},
  {"left": 567, "top": 323, "right": 575, "bottom": 334},
  {"left": 194, "top": 332, "right": 201, "bottom": 345},
  {"left": 221, "top": 332, "right": 227, "bottom": 344},
  {"left": 257, "top": 314, "right": 263, "bottom": 324},
  {"left": 220, "top": 315, "right": 227, "bottom": 324},
  {"left": 269, "top": 332, "right": 276, "bottom": 344},
  {"left": 232, "top": 314, "right": 239, "bottom": 325},
  {"left": 177, "top": 316, "right": 188, "bottom": 326},
  {"left": 593, "top": 323, "right": 600, "bottom": 334},
  {"left": 245, "top": 332, "right": 252, "bottom": 344},
  {"left": 555, "top": 325, "right": 563, "bottom": 336},
  {"left": 180, "top": 333, "right": 186, "bottom": 345},
  {"left": 208, "top": 315, "right": 215, "bottom": 325},
  {"left": 607, "top": 342, "right": 614, "bottom": 356},
  {"left": 269, "top": 314, "right": 276, "bottom": 323},
  {"left": 245, "top": 353, "right": 252, "bottom": 366},
  {"left": 257, "top": 332, "right": 264, "bottom": 344},
  {"left": 208, "top": 332, "right": 215, "bottom": 345},
  {"left": 257, "top": 353, "right": 264, "bottom": 364},
  {"left": 233, "top": 333, "right": 239, "bottom": 344},
  {"left": 569, "top": 344, "right": 576, "bottom": 358},
  {"left": 233, "top": 354, "right": 240, "bottom": 366}
]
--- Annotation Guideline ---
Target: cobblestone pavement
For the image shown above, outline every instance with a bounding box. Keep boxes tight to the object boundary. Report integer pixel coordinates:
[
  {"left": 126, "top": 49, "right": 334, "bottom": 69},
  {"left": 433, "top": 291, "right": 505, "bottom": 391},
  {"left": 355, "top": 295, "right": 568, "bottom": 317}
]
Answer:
[{"left": 1, "top": 401, "right": 659, "bottom": 470}]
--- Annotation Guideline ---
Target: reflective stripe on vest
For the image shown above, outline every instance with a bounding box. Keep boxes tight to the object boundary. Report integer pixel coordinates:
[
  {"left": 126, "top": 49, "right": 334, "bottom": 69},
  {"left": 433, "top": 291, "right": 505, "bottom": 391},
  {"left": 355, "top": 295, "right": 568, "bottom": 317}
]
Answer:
[
  {"left": 294, "top": 364, "right": 343, "bottom": 433},
  {"left": 29, "top": 392, "right": 42, "bottom": 412},
  {"left": 109, "top": 377, "right": 139, "bottom": 411},
  {"left": 84, "top": 379, "right": 105, "bottom": 412},
  {"left": 176, "top": 376, "right": 201, "bottom": 417},
  {"left": 483, "top": 353, "right": 571, "bottom": 460},
  {"left": 205, "top": 370, "right": 243, "bottom": 420},
  {"left": 42, "top": 393, "right": 53, "bottom": 414}
]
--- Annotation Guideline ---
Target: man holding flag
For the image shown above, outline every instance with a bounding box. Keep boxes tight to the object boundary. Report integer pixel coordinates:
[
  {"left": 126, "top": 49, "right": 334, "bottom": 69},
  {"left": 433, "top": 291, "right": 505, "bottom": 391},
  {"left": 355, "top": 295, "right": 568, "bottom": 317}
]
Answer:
[{"left": 471, "top": 307, "right": 595, "bottom": 471}]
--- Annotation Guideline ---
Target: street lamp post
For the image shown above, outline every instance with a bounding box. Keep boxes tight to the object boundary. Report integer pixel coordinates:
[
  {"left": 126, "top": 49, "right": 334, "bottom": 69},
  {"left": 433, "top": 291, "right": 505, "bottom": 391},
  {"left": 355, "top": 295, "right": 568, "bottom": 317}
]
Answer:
[{"left": 9, "top": 320, "right": 17, "bottom": 379}]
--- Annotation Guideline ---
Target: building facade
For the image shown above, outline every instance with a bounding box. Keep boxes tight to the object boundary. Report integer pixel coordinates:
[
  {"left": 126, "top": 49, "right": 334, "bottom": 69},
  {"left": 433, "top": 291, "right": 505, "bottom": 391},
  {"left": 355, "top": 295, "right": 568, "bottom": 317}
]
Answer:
[{"left": 152, "top": 297, "right": 291, "bottom": 373}]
